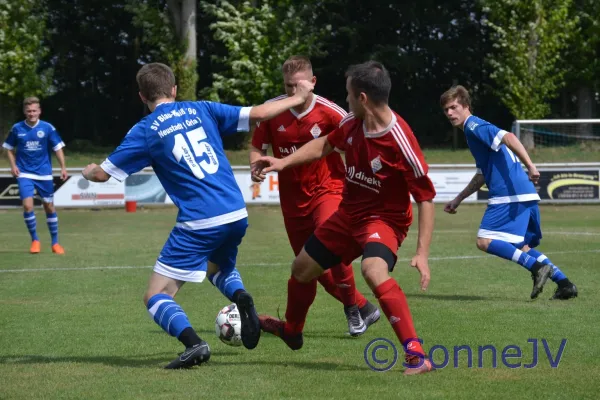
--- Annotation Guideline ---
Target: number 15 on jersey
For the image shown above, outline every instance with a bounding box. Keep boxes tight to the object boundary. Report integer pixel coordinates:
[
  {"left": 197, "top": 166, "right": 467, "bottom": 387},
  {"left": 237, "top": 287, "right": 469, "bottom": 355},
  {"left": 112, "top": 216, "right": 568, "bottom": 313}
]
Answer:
[{"left": 172, "top": 126, "right": 219, "bottom": 179}]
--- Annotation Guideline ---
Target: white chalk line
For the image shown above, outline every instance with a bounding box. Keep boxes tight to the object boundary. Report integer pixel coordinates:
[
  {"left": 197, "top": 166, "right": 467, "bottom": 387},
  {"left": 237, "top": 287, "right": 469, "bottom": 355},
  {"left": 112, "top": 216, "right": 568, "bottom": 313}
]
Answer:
[{"left": 1, "top": 249, "right": 599, "bottom": 273}]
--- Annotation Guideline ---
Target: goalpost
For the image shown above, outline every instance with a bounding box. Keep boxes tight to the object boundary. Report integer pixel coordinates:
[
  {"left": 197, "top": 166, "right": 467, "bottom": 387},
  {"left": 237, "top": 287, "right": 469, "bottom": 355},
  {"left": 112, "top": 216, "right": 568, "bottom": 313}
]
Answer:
[{"left": 514, "top": 119, "right": 600, "bottom": 149}]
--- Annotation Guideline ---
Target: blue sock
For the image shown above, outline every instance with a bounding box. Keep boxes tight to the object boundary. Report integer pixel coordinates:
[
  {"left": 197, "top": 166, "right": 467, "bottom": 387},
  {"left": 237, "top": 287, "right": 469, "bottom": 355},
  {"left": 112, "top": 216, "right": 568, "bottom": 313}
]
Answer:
[
  {"left": 487, "top": 240, "right": 537, "bottom": 271},
  {"left": 46, "top": 212, "right": 59, "bottom": 245},
  {"left": 146, "top": 294, "right": 192, "bottom": 338},
  {"left": 526, "top": 248, "right": 568, "bottom": 283},
  {"left": 23, "top": 211, "right": 39, "bottom": 241},
  {"left": 209, "top": 268, "right": 245, "bottom": 301}
]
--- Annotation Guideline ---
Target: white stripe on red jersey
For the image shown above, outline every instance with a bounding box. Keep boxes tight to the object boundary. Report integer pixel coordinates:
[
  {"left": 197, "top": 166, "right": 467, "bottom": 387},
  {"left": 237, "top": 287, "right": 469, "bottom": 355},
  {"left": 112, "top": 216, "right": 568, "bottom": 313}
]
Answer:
[
  {"left": 339, "top": 112, "right": 355, "bottom": 127},
  {"left": 390, "top": 124, "right": 425, "bottom": 178},
  {"left": 315, "top": 96, "right": 347, "bottom": 118}
]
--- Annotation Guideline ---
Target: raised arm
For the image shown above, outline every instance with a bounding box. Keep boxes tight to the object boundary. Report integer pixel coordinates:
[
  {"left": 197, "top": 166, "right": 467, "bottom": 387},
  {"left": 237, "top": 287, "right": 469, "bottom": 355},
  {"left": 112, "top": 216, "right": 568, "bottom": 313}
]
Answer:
[{"left": 249, "top": 80, "right": 314, "bottom": 126}]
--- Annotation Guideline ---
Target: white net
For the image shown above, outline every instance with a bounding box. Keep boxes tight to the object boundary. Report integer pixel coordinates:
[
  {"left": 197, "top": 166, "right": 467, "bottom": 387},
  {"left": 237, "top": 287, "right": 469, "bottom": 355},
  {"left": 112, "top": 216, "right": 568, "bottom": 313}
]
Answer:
[{"left": 514, "top": 119, "right": 600, "bottom": 149}]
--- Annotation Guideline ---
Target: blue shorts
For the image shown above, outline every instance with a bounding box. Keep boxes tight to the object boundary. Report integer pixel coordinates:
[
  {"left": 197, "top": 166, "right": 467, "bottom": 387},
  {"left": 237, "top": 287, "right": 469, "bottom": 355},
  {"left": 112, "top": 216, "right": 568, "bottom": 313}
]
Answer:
[
  {"left": 478, "top": 201, "right": 542, "bottom": 248},
  {"left": 153, "top": 218, "right": 248, "bottom": 282},
  {"left": 18, "top": 178, "right": 55, "bottom": 203}
]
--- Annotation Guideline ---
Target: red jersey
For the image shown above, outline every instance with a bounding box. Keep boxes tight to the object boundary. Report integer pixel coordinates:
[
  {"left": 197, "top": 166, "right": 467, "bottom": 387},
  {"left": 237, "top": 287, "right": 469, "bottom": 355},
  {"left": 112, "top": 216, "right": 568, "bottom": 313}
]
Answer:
[
  {"left": 327, "top": 111, "right": 436, "bottom": 228},
  {"left": 252, "top": 94, "right": 347, "bottom": 217}
]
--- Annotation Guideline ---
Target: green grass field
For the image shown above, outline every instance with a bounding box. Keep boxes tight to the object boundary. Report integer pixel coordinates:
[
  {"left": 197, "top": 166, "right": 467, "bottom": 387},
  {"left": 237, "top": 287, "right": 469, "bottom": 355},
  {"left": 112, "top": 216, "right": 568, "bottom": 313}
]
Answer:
[
  {"left": 0, "top": 204, "right": 598, "bottom": 399},
  {"left": 0, "top": 145, "right": 598, "bottom": 169}
]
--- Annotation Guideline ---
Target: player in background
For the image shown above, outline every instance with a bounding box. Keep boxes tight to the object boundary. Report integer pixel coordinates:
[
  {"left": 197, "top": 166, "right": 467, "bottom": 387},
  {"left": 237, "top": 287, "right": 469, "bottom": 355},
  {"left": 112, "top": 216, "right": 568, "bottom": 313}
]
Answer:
[
  {"left": 2, "top": 97, "right": 68, "bottom": 254},
  {"left": 82, "top": 63, "right": 315, "bottom": 369},
  {"left": 254, "top": 61, "right": 436, "bottom": 375},
  {"left": 440, "top": 85, "right": 578, "bottom": 300},
  {"left": 248, "top": 56, "right": 380, "bottom": 336}
]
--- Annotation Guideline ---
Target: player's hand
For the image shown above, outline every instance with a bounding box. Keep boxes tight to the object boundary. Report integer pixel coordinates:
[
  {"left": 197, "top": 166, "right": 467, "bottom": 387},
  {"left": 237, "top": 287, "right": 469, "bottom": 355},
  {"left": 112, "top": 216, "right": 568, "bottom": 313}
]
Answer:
[
  {"left": 256, "top": 156, "right": 285, "bottom": 174},
  {"left": 410, "top": 254, "right": 430, "bottom": 291},
  {"left": 250, "top": 162, "right": 267, "bottom": 183},
  {"left": 60, "top": 168, "right": 68, "bottom": 181},
  {"left": 528, "top": 165, "right": 540, "bottom": 184},
  {"left": 294, "top": 80, "right": 315, "bottom": 102},
  {"left": 10, "top": 166, "right": 20, "bottom": 177},
  {"left": 444, "top": 198, "right": 460, "bottom": 214},
  {"left": 82, "top": 163, "right": 98, "bottom": 181}
]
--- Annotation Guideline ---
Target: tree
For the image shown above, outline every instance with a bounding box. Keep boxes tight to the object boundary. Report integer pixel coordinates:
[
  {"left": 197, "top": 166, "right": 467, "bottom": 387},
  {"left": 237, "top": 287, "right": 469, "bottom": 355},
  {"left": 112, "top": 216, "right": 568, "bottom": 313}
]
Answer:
[
  {"left": 0, "top": 0, "right": 52, "bottom": 135},
  {"left": 200, "top": 0, "right": 327, "bottom": 105},
  {"left": 482, "top": 0, "right": 577, "bottom": 119}
]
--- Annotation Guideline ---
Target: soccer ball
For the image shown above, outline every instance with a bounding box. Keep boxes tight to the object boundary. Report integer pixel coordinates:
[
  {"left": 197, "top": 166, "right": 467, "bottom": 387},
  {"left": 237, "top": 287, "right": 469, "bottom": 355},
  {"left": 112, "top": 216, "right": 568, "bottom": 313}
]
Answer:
[{"left": 215, "top": 304, "right": 242, "bottom": 346}]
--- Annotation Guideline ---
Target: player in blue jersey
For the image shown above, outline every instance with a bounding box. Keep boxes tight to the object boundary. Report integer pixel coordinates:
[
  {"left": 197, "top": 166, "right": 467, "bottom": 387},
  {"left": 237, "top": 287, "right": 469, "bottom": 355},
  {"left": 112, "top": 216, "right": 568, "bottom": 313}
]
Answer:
[
  {"left": 440, "top": 85, "right": 577, "bottom": 300},
  {"left": 2, "top": 97, "right": 68, "bottom": 255},
  {"left": 81, "top": 63, "right": 315, "bottom": 369}
]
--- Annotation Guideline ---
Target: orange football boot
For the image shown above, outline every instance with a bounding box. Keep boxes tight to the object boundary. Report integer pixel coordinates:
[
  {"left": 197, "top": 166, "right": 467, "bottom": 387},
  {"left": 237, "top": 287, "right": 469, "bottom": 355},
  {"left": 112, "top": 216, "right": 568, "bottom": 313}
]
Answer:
[
  {"left": 30, "top": 240, "right": 41, "bottom": 254},
  {"left": 52, "top": 243, "right": 65, "bottom": 255}
]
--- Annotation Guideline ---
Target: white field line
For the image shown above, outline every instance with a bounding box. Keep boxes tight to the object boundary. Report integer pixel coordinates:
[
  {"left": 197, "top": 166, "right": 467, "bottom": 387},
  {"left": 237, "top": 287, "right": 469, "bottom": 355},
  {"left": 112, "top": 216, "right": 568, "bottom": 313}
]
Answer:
[{"left": 1, "top": 249, "right": 599, "bottom": 273}]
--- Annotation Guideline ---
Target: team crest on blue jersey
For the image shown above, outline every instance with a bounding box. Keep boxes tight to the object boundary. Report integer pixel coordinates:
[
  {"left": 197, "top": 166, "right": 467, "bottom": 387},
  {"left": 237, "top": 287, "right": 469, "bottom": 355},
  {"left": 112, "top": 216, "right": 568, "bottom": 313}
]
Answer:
[
  {"left": 37, "top": 131, "right": 45, "bottom": 138},
  {"left": 310, "top": 124, "right": 321, "bottom": 138},
  {"left": 370, "top": 155, "right": 382, "bottom": 173},
  {"left": 467, "top": 121, "right": 479, "bottom": 131}
]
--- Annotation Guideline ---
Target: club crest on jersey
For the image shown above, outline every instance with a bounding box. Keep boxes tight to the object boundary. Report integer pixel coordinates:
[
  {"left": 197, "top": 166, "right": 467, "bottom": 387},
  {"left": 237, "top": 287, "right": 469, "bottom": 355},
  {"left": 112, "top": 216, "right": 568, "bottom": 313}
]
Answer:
[
  {"left": 347, "top": 136, "right": 353, "bottom": 146},
  {"left": 310, "top": 124, "right": 321, "bottom": 138},
  {"left": 370, "top": 155, "right": 382, "bottom": 173},
  {"left": 37, "top": 131, "right": 45, "bottom": 138}
]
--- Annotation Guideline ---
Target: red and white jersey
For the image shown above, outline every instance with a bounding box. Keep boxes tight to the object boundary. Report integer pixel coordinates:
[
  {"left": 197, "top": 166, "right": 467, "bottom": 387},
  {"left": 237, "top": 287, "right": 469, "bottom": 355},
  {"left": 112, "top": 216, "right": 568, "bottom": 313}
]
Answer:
[
  {"left": 327, "top": 111, "right": 436, "bottom": 228},
  {"left": 252, "top": 94, "right": 347, "bottom": 218}
]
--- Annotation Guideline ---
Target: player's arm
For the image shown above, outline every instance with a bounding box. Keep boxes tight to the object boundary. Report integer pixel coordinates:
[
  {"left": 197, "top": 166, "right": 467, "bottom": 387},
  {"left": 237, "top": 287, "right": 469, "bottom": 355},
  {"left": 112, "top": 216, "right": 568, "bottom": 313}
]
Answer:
[
  {"left": 2, "top": 128, "right": 19, "bottom": 177},
  {"left": 83, "top": 124, "right": 150, "bottom": 183},
  {"left": 249, "top": 80, "right": 314, "bottom": 126},
  {"left": 5, "top": 148, "right": 19, "bottom": 177},
  {"left": 444, "top": 172, "right": 485, "bottom": 214},
  {"left": 414, "top": 198, "right": 434, "bottom": 291},
  {"left": 259, "top": 136, "right": 334, "bottom": 174},
  {"left": 55, "top": 148, "right": 68, "bottom": 180},
  {"left": 501, "top": 132, "right": 539, "bottom": 184}
]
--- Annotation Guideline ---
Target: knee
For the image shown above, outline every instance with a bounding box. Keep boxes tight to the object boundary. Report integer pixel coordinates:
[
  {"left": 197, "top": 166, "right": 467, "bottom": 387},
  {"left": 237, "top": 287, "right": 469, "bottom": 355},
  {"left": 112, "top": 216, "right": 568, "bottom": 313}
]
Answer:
[
  {"left": 23, "top": 204, "right": 34, "bottom": 213},
  {"left": 291, "top": 252, "right": 322, "bottom": 283},
  {"left": 476, "top": 237, "right": 491, "bottom": 252},
  {"left": 43, "top": 203, "right": 55, "bottom": 214},
  {"left": 361, "top": 258, "right": 389, "bottom": 290}
]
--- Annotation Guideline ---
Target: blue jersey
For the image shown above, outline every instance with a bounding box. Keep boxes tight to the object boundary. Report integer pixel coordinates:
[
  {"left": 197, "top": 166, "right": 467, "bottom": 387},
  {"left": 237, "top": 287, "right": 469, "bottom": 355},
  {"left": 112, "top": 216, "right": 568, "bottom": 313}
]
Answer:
[
  {"left": 2, "top": 120, "right": 65, "bottom": 180},
  {"left": 101, "top": 101, "right": 251, "bottom": 227},
  {"left": 463, "top": 115, "right": 540, "bottom": 204}
]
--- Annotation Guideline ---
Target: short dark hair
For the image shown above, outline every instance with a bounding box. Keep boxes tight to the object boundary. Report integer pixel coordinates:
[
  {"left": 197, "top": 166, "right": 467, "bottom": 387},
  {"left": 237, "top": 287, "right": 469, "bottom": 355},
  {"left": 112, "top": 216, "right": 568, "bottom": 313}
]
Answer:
[
  {"left": 282, "top": 55, "right": 313, "bottom": 75},
  {"left": 345, "top": 61, "right": 391, "bottom": 105},
  {"left": 136, "top": 63, "right": 176, "bottom": 102},
  {"left": 440, "top": 85, "right": 472, "bottom": 111},
  {"left": 23, "top": 96, "right": 40, "bottom": 108}
]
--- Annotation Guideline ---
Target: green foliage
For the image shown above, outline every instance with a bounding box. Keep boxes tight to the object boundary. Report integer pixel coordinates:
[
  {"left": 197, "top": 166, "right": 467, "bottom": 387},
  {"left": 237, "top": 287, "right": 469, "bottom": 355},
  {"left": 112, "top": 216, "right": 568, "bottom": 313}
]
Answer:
[
  {"left": 200, "top": 0, "right": 328, "bottom": 105},
  {"left": 126, "top": 0, "right": 197, "bottom": 100},
  {"left": 482, "top": 0, "right": 577, "bottom": 119},
  {"left": 0, "top": 0, "right": 52, "bottom": 98}
]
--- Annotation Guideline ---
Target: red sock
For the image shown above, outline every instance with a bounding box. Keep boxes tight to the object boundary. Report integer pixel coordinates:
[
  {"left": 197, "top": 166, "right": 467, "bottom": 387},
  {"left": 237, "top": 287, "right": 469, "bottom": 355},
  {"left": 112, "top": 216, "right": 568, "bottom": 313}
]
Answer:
[
  {"left": 374, "top": 278, "right": 425, "bottom": 356},
  {"left": 284, "top": 275, "right": 317, "bottom": 336},
  {"left": 330, "top": 263, "right": 367, "bottom": 307},
  {"left": 317, "top": 269, "right": 343, "bottom": 303}
]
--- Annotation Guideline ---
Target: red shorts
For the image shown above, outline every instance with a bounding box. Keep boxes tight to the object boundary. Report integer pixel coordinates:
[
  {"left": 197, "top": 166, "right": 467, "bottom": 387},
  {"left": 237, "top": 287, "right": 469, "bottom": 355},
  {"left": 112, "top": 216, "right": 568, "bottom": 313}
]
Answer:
[
  {"left": 283, "top": 194, "right": 342, "bottom": 256},
  {"left": 313, "top": 210, "right": 408, "bottom": 265}
]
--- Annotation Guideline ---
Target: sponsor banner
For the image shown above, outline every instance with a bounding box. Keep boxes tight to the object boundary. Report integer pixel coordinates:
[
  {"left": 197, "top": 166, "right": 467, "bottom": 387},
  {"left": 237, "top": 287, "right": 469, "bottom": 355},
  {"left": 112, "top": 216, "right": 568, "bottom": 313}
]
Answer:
[
  {"left": 0, "top": 175, "right": 124, "bottom": 207},
  {"left": 0, "top": 176, "right": 68, "bottom": 207},
  {"left": 53, "top": 176, "right": 125, "bottom": 206},
  {"left": 123, "top": 170, "right": 281, "bottom": 204},
  {"left": 477, "top": 168, "right": 600, "bottom": 201},
  {"left": 428, "top": 170, "right": 478, "bottom": 203}
]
